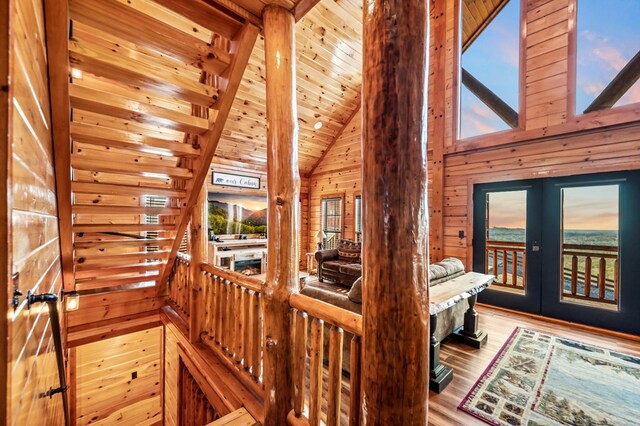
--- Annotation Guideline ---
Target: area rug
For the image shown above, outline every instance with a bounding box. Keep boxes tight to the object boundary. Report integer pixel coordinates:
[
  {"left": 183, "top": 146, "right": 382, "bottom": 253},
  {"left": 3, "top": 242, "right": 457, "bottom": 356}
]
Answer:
[{"left": 459, "top": 327, "right": 640, "bottom": 426}]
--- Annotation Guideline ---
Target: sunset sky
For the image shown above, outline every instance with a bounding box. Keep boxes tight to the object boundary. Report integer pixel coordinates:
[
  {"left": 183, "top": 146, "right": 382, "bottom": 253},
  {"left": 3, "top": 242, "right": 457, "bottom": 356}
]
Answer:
[
  {"left": 208, "top": 192, "right": 267, "bottom": 212},
  {"left": 487, "top": 186, "right": 619, "bottom": 231},
  {"left": 460, "top": 0, "right": 640, "bottom": 139}
]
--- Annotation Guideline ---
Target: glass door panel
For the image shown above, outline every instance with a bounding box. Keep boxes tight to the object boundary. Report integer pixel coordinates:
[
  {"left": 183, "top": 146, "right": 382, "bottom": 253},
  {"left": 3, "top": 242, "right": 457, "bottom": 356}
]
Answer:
[
  {"left": 485, "top": 191, "right": 527, "bottom": 294},
  {"left": 560, "top": 185, "right": 619, "bottom": 309}
]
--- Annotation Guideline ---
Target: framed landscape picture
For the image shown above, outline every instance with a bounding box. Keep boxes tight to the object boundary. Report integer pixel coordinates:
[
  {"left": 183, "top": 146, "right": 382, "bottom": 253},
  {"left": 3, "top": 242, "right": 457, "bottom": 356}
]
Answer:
[{"left": 208, "top": 192, "right": 267, "bottom": 236}]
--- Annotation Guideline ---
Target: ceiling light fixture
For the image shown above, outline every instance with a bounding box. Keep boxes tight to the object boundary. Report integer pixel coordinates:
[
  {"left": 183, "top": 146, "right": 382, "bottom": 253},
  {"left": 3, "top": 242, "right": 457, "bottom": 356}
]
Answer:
[{"left": 314, "top": 121, "right": 323, "bottom": 130}]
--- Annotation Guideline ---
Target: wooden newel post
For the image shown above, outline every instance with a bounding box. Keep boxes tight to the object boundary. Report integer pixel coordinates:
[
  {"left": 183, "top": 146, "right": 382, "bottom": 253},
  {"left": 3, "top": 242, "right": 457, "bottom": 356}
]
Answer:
[
  {"left": 263, "top": 5, "right": 300, "bottom": 425},
  {"left": 361, "top": 0, "right": 430, "bottom": 424},
  {"left": 189, "top": 184, "right": 207, "bottom": 343}
]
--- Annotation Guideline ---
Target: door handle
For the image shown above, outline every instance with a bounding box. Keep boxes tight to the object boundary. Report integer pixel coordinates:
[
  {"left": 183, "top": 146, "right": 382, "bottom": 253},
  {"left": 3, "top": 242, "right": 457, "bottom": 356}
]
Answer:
[{"left": 531, "top": 242, "right": 540, "bottom": 252}]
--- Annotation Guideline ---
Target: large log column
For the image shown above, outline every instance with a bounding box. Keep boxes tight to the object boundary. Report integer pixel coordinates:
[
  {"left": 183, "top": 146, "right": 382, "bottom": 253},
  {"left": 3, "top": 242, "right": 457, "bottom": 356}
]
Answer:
[
  {"left": 262, "top": 5, "right": 300, "bottom": 425},
  {"left": 361, "top": 0, "right": 430, "bottom": 424},
  {"left": 189, "top": 184, "right": 206, "bottom": 343}
]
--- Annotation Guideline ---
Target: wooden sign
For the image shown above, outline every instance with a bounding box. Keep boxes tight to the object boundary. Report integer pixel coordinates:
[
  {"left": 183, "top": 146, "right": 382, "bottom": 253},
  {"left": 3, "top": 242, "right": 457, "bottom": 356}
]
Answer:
[{"left": 212, "top": 172, "right": 260, "bottom": 189}]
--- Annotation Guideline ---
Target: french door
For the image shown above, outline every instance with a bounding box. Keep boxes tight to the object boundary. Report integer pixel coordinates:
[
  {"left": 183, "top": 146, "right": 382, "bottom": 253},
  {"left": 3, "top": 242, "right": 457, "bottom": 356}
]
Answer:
[{"left": 473, "top": 171, "right": 640, "bottom": 335}]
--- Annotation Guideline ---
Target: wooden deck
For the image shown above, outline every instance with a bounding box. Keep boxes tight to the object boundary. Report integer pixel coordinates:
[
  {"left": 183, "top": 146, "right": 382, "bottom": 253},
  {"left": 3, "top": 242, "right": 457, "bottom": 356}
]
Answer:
[{"left": 309, "top": 304, "right": 640, "bottom": 426}]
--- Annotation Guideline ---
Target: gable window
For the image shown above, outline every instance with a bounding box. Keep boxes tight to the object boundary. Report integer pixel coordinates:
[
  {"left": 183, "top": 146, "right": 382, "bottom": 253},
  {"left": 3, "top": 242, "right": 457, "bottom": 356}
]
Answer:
[
  {"left": 321, "top": 197, "right": 343, "bottom": 249},
  {"left": 575, "top": 0, "right": 640, "bottom": 114},
  {"left": 458, "top": 0, "right": 521, "bottom": 139}
]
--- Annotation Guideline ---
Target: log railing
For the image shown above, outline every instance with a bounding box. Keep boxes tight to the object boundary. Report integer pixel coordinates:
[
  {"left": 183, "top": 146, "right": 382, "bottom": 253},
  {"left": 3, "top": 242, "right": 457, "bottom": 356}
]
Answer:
[
  {"left": 562, "top": 243, "right": 618, "bottom": 305},
  {"left": 169, "top": 253, "right": 192, "bottom": 318},
  {"left": 287, "top": 293, "right": 362, "bottom": 426},
  {"left": 200, "top": 263, "right": 263, "bottom": 392},
  {"left": 485, "top": 240, "right": 526, "bottom": 290}
]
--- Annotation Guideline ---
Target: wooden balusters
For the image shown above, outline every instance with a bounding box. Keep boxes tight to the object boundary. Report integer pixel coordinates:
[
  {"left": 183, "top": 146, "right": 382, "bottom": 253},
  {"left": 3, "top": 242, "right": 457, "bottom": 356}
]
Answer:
[
  {"left": 263, "top": 4, "right": 300, "bottom": 424},
  {"left": 571, "top": 255, "right": 578, "bottom": 295},
  {"left": 511, "top": 252, "right": 518, "bottom": 285},
  {"left": 327, "top": 327, "right": 344, "bottom": 426},
  {"left": 493, "top": 249, "right": 498, "bottom": 279},
  {"left": 349, "top": 336, "right": 362, "bottom": 426},
  {"left": 485, "top": 241, "right": 526, "bottom": 289},
  {"left": 169, "top": 256, "right": 192, "bottom": 318},
  {"left": 309, "top": 318, "right": 324, "bottom": 426},
  {"left": 598, "top": 258, "right": 606, "bottom": 300},
  {"left": 292, "top": 312, "right": 308, "bottom": 417},
  {"left": 584, "top": 256, "right": 592, "bottom": 296},
  {"left": 362, "top": 0, "right": 430, "bottom": 423},
  {"left": 199, "top": 264, "right": 263, "bottom": 391}
]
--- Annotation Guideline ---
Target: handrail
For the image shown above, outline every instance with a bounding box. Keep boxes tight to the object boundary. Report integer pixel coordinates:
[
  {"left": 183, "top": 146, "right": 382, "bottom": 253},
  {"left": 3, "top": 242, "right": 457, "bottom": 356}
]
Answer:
[
  {"left": 27, "top": 292, "right": 69, "bottom": 426},
  {"left": 200, "top": 263, "right": 263, "bottom": 293},
  {"left": 288, "top": 293, "right": 362, "bottom": 335}
]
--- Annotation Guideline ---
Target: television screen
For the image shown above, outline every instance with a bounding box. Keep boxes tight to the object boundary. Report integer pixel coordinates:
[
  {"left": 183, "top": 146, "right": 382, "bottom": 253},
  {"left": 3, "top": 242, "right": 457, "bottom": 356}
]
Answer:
[{"left": 208, "top": 192, "right": 267, "bottom": 236}]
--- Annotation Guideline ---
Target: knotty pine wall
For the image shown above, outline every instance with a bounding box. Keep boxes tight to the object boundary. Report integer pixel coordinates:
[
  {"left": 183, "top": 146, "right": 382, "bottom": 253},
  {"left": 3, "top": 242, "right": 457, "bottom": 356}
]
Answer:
[
  {"left": 72, "top": 327, "right": 163, "bottom": 425},
  {"left": 4, "top": 0, "right": 64, "bottom": 423}
]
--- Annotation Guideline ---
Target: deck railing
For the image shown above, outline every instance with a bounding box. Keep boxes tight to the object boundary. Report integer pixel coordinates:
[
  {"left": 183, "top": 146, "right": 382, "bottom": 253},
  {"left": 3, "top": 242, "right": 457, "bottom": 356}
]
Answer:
[
  {"left": 287, "top": 293, "right": 363, "bottom": 426},
  {"left": 168, "top": 253, "right": 192, "bottom": 318},
  {"left": 561, "top": 243, "right": 618, "bottom": 305},
  {"left": 485, "top": 240, "right": 526, "bottom": 290},
  {"left": 200, "top": 263, "right": 263, "bottom": 392}
]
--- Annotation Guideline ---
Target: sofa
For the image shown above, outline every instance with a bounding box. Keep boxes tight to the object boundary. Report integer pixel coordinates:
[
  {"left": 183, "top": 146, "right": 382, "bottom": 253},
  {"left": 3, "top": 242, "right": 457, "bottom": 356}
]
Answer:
[
  {"left": 301, "top": 257, "right": 468, "bottom": 373},
  {"left": 315, "top": 239, "right": 362, "bottom": 286}
]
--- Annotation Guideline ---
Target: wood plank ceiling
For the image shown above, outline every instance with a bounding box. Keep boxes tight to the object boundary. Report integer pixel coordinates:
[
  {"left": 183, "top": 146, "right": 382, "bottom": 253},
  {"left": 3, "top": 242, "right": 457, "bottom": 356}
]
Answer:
[{"left": 216, "top": 0, "right": 363, "bottom": 175}]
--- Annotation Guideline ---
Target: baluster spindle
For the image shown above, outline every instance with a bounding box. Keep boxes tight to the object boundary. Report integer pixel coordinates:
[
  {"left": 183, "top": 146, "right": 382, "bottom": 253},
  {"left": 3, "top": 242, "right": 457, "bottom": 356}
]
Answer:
[
  {"left": 571, "top": 255, "right": 578, "bottom": 295},
  {"left": 309, "top": 318, "right": 324, "bottom": 426}
]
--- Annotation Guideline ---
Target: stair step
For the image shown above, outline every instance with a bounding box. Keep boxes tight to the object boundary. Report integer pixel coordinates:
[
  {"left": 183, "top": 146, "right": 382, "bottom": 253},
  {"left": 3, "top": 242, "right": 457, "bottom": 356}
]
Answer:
[
  {"left": 74, "top": 238, "right": 174, "bottom": 250},
  {"left": 72, "top": 205, "right": 180, "bottom": 215},
  {"left": 75, "top": 251, "right": 170, "bottom": 268},
  {"left": 71, "top": 122, "right": 200, "bottom": 157},
  {"left": 69, "top": 37, "right": 220, "bottom": 107},
  {"left": 69, "top": 84, "right": 210, "bottom": 134},
  {"left": 71, "top": 154, "right": 193, "bottom": 179},
  {"left": 75, "top": 262, "right": 164, "bottom": 279},
  {"left": 75, "top": 275, "right": 159, "bottom": 291},
  {"left": 73, "top": 224, "right": 176, "bottom": 233},
  {"left": 71, "top": 182, "right": 187, "bottom": 198}
]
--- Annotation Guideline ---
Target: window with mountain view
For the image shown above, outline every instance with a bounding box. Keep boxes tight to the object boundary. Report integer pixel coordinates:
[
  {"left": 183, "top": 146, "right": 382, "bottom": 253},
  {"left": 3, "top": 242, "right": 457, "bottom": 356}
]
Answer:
[
  {"left": 459, "top": 0, "right": 520, "bottom": 139},
  {"left": 576, "top": 1, "right": 640, "bottom": 114}
]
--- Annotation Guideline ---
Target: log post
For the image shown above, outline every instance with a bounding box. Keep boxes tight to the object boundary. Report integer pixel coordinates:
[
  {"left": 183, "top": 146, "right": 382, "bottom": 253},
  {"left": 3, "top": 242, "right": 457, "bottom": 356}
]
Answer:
[
  {"left": 189, "top": 184, "right": 206, "bottom": 343},
  {"left": 361, "top": 0, "right": 430, "bottom": 423},
  {"left": 262, "top": 5, "right": 300, "bottom": 424}
]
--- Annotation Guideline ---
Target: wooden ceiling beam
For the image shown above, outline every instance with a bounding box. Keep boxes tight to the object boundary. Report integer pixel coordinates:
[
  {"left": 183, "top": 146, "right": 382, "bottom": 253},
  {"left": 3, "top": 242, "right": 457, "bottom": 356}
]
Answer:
[
  {"left": 44, "top": 0, "right": 75, "bottom": 292},
  {"left": 69, "top": 0, "right": 229, "bottom": 75},
  {"left": 158, "top": 23, "right": 260, "bottom": 290},
  {"left": 585, "top": 49, "right": 640, "bottom": 113},
  {"left": 69, "top": 38, "right": 223, "bottom": 106},
  {"left": 293, "top": 0, "right": 323, "bottom": 22},
  {"left": 462, "top": 0, "right": 509, "bottom": 52},
  {"left": 461, "top": 67, "right": 518, "bottom": 128},
  {"left": 306, "top": 103, "right": 361, "bottom": 177},
  {"left": 70, "top": 122, "right": 199, "bottom": 157},
  {"left": 69, "top": 85, "right": 210, "bottom": 134}
]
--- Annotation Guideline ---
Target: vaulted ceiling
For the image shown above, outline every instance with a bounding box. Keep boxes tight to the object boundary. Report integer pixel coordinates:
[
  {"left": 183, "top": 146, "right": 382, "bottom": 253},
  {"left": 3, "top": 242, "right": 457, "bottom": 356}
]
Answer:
[{"left": 216, "top": 0, "right": 363, "bottom": 175}]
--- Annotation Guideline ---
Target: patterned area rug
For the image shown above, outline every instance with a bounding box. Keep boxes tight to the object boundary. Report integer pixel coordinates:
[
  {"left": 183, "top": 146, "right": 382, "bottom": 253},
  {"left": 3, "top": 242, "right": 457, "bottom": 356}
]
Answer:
[{"left": 459, "top": 327, "right": 640, "bottom": 426}]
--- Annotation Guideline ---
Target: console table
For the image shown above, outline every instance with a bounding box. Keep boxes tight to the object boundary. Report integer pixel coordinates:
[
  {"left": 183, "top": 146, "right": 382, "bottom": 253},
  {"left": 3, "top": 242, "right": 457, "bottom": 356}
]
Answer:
[
  {"left": 208, "top": 238, "right": 267, "bottom": 275},
  {"left": 428, "top": 272, "right": 495, "bottom": 393}
]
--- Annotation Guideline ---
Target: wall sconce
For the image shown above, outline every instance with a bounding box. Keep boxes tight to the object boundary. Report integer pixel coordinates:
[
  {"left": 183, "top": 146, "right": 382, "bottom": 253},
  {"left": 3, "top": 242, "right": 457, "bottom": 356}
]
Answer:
[
  {"left": 316, "top": 230, "right": 327, "bottom": 251},
  {"left": 64, "top": 291, "right": 80, "bottom": 312}
]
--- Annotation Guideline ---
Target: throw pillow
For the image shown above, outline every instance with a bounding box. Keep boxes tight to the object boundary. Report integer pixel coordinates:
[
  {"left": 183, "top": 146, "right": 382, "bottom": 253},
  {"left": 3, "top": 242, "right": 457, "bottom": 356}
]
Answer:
[
  {"left": 348, "top": 277, "right": 362, "bottom": 303},
  {"left": 338, "top": 239, "right": 361, "bottom": 262}
]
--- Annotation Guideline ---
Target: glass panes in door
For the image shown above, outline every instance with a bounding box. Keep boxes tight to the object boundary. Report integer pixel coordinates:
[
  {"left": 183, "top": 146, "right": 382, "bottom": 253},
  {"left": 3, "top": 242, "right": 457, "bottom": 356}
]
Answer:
[
  {"left": 485, "top": 191, "right": 527, "bottom": 294},
  {"left": 560, "top": 185, "right": 619, "bottom": 308}
]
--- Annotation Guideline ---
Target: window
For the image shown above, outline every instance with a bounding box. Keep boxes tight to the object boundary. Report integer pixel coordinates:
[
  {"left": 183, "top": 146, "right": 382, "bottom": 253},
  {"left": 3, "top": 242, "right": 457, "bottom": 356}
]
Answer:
[
  {"left": 575, "top": 1, "right": 640, "bottom": 114},
  {"left": 458, "top": 0, "right": 520, "bottom": 139},
  {"left": 321, "top": 197, "right": 343, "bottom": 249},
  {"left": 144, "top": 195, "right": 168, "bottom": 254},
  {"left": 354, "top": 195, "right": 362, "bottom": 243}
]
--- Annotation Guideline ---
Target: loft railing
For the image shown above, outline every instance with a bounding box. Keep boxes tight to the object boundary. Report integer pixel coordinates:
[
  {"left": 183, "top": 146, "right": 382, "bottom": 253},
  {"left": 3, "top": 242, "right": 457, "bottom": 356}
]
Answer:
[
  {"left": 200, "top": 263, "right": 263, "bottom": 394},
  {"left": 168, "top": 253, "right": 191, "bottom": 319},
  {"left": 485, "top": 240, "right": 526, "bottom": 290},
  {"left": 562, "top": 243, "right": 618, "bottom": 305},
  {"left": 287, "top": 293, "right": 363, "bottom": 426}
]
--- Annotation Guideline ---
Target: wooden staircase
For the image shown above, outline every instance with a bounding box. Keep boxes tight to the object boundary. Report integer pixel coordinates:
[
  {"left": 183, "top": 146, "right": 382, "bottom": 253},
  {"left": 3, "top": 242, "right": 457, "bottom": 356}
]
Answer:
[{"left": 59, "top": 0, "right": 259, "bottom": 293}]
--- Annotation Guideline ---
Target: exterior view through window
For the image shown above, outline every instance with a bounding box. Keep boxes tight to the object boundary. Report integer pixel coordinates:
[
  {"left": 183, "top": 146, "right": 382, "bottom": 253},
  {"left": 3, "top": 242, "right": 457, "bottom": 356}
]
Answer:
[
  {"left": 459, "top": 0, "right": 520, "bottom": 139},
  {"left": 485, "top": 190, "right": 527, "bottom": 294},
  {"left": 561, "top": 185, "right": 619, "bottom": 307},
  {"left": 576, "top": 0, "right": 640, "bottom": 114},
  {"left": 321, "top": 197, "right": 342, "bottom": 249}
]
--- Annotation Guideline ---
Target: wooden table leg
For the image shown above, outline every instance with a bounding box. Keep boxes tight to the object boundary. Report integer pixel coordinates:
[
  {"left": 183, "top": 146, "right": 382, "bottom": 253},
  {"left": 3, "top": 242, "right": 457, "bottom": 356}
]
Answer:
[
  {"left": 452, "top": 293, "right": 488, "bottom": 349},
  {"left": 429, "top": 314, "right": 453, "bottom": 393}
]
